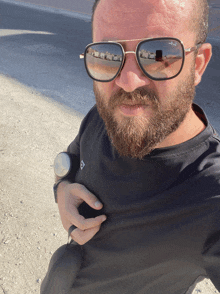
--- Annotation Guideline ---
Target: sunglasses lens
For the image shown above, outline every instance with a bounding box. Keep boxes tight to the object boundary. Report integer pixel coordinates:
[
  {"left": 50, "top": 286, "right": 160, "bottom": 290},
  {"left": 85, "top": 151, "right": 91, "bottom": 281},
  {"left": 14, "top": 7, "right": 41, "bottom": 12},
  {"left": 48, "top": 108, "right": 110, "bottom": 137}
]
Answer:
[
  {"left": 85, "top": 43, "right": 123, "bottom": 81},
  {"left": 138, "top": 39, "right": 184, "bottom": 80}
]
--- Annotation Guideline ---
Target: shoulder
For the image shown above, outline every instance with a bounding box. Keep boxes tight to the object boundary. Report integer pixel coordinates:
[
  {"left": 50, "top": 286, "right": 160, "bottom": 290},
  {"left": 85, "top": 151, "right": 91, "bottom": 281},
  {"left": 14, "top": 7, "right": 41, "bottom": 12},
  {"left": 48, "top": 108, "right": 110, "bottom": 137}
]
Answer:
[
  {"left": 188, "top": 132, "right": 220, "bottom": 202},
  {"left": 78, "top": 105, "right": 103, "bottom": 135}
]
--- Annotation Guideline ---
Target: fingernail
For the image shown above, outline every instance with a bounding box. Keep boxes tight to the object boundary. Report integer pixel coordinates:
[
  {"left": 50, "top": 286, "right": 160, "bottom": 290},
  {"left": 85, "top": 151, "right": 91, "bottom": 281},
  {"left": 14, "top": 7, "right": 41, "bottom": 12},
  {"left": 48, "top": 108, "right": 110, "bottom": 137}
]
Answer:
[
  {"left": 102, "top": 216, "right": 107, "bottom": 222},
  {"left": 95, "top": 201, "right": 102, "bottom": 207}
]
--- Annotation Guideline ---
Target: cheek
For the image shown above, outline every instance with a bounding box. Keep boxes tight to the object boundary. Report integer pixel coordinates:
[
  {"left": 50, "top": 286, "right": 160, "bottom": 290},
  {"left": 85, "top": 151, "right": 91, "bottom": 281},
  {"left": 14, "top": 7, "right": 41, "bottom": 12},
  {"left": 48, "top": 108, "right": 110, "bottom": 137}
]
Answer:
[
  {"left": 96, "top": 81, "right": 115, "bottom": 102},
  {"left": 152, "top": 79, "right": 181, "bottom": 108},
  {"left": 155, "top": 63, "right": 194, "bottom": 104},
  {"left": 151, "top": 81, "right": 171, "bottom": 104}
]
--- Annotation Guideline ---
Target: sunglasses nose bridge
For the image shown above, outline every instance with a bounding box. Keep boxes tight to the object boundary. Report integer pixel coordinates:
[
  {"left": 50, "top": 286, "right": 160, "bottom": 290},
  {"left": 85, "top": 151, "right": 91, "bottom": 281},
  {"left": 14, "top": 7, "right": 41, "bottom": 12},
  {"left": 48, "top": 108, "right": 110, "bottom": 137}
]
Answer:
[
  {"left": 124, "top": 51, "right": 136, "bottom": 55},
  {"left": 117, "top": 49, "right": 149, "bottom": 82},
  {"left": 122, "top": 50, "right": 147, "bottom": 78},
  {"left": 123, "top": 50, "right": 138, "bottom": 66},
  {"left": 123, "top": 50, "right": 142, "bottom": 66}
]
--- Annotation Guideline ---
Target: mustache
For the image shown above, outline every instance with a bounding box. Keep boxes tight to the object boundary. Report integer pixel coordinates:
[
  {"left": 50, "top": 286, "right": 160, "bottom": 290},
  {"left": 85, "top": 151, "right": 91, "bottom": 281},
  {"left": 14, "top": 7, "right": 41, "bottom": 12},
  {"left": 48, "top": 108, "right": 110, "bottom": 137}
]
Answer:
[{"left": 108, "top": 87, "right": 159, "bottom": 108}]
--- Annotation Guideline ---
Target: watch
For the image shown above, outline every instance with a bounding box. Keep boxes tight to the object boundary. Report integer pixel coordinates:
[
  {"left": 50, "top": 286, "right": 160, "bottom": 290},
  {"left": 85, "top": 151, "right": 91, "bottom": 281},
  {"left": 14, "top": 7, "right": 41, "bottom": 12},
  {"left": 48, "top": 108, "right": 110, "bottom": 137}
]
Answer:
[
  {"left": 54, "top": 152, "right": 72, "bottom": 178},
  {"left": 53, "top": 152, "right": 72, "bottom": 203}
]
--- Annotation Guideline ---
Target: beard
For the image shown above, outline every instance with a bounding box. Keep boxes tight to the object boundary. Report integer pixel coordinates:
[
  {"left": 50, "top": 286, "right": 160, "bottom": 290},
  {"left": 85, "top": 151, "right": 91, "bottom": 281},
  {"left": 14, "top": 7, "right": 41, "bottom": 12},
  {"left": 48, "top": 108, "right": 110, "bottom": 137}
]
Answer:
[{"left": 94, "top": 73, "right": 196, "bottom": 159}]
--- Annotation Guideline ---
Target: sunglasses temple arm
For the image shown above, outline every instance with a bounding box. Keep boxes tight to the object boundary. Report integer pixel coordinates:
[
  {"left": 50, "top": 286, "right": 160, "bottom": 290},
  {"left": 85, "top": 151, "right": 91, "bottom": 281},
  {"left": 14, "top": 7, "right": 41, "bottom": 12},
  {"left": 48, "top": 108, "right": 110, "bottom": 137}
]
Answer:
[
  {"left": 79, "top": 53, "right": 85, "bottom": 59},
  {"left": 185, "top": 43, "right": 202, "bottom": 53}
]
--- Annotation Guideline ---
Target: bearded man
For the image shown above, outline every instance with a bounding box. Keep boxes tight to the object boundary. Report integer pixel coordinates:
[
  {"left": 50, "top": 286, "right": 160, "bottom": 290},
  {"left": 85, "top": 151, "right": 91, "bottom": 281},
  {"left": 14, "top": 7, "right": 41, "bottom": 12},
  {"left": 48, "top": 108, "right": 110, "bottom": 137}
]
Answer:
[{"left": 42, "top": 0, "right": 220, "bottom": 293}]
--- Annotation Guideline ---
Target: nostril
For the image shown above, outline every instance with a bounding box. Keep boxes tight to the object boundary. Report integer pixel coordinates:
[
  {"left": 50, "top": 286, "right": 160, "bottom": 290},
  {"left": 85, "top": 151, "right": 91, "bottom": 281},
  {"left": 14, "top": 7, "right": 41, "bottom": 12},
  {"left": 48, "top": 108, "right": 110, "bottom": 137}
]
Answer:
[{"left": 115, "top": 69, "right": 151, "bottom": 93}]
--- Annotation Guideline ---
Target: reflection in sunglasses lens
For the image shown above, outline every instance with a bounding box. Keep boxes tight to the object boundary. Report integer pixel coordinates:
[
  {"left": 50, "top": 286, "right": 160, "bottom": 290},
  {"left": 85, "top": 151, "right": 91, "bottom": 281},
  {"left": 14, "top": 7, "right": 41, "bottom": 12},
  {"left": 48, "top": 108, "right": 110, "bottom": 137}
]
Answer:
[
  {"left": 138, "top": 39, "right": 183, "bottom": 79},
  {"left": 85, "top": 39, "right": 184, "bottom": 81},
  {"left": 86, "top": 43, "right": 123, "bottom": 81}
]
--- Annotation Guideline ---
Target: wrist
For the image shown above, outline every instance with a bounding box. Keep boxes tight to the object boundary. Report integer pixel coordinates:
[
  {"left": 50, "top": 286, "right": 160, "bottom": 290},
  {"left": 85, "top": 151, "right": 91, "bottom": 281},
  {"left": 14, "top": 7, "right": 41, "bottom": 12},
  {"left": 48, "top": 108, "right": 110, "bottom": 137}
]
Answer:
[
  {"left": 53, "top": 179, "right": 70, "bottom": 203},
  {"left": 53, "top": 151, "right": 80, "bottom": 203}
]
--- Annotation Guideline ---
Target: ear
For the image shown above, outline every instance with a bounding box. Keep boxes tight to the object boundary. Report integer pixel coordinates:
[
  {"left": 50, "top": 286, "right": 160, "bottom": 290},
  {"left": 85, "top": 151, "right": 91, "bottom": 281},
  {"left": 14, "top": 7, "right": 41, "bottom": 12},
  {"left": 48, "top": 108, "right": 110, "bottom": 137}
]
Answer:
[{"left": 194, "top": 43, "right": 212, "bottom": 86}]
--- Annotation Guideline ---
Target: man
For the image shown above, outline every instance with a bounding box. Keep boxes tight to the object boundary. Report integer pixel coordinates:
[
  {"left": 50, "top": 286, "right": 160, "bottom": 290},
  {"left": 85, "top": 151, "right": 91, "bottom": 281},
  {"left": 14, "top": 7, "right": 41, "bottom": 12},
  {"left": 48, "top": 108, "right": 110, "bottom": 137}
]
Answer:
[{"left": 51, "top": 0, "right": 220, "bottom": 293}]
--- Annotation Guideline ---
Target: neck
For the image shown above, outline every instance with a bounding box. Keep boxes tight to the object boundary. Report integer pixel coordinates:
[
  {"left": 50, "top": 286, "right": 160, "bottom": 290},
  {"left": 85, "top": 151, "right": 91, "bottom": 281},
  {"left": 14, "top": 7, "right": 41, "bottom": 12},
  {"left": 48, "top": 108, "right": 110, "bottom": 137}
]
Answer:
[{"left": 156, "top": 106, "right": 206, "bottom": 149}]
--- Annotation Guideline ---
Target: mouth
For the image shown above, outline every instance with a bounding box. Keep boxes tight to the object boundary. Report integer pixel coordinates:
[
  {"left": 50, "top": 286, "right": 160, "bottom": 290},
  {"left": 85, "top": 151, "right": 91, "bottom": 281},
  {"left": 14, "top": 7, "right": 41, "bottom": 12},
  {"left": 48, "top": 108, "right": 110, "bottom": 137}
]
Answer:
[{"left": 118, "top": 103, "right": 147, "bottom": 116}]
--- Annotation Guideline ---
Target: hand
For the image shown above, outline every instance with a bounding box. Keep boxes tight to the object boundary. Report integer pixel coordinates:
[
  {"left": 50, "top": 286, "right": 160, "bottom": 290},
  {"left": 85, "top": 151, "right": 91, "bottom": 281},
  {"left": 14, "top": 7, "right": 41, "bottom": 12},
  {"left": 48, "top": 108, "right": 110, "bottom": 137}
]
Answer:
[{"left": 57, "top": 181, "right": 107, "bottom": 245}]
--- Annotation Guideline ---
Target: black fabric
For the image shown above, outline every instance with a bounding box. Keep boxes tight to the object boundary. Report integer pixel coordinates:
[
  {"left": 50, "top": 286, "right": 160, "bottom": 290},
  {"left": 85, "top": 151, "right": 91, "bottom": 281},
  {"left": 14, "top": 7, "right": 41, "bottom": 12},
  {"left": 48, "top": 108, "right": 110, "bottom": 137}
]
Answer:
[
  {"left": 40, "top": 243, "right": 83, "bottom": 294},
  {"left": 65, "top": 104, "right": 220, "bottom": 294}
]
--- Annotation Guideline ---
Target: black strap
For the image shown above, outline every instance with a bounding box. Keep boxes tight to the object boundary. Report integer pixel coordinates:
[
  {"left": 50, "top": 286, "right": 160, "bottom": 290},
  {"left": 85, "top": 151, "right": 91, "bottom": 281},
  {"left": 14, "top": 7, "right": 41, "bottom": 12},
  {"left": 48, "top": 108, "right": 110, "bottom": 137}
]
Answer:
[{"left": 68, "top": 225, "right": 78, "bottom": 245}]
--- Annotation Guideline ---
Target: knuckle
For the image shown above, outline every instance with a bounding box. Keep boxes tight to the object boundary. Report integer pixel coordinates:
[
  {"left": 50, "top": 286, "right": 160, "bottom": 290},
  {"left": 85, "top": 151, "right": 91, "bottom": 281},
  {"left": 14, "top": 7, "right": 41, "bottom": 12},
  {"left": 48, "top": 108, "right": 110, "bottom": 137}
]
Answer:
[
  {"left": 72, "top": 183, "right": 82, "bottom": 191},
  {"left": 79, "top": 224, "right": 87, "bottom": 231},
  {"left": 67, "top": 184, "right": 76, "bottom": 195},
  {"left": 77, "top": 217, "right": 88, "bottom": 230},
  {"left": 73, "top": 221, "right": 85, "bottom": 231}
]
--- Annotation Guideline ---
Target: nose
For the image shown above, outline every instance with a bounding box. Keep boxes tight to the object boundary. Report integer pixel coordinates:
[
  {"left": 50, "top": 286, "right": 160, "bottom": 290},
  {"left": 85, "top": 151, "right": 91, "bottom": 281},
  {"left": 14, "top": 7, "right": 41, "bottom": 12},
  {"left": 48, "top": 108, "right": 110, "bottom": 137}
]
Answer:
[{"left": 114, "top": 53, "right": 151, "bottom": 92}]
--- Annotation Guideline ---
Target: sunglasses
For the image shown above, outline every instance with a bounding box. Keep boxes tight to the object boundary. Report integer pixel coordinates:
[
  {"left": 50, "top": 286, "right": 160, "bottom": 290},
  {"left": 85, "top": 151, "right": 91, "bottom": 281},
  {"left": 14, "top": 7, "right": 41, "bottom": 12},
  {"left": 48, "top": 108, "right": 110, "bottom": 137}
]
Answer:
[{"left": 80, "top": 37, "right": 202, "bottom": 82}]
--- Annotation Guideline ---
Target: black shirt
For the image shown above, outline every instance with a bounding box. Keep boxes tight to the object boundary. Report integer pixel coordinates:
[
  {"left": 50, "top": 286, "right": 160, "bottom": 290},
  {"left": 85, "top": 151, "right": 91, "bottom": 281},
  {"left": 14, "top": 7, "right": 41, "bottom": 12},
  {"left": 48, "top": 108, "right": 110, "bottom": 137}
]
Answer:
[{"left": 67, "top": 104, "right": 220, "bottom": 294}]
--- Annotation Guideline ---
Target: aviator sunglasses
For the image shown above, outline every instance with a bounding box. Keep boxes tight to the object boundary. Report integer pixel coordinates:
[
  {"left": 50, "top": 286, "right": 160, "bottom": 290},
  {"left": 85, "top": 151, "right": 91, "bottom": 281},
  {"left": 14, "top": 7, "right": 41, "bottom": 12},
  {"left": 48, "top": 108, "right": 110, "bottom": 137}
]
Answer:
[{"left": 80, "top": 37, "right": 202, "bottom": 82}]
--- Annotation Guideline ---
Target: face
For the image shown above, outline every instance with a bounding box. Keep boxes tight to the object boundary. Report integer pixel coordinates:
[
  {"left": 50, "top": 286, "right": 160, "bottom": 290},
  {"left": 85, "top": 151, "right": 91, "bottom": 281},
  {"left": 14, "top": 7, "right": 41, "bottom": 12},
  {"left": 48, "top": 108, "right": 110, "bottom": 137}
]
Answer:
[{"left": 92, "top": 0, "right": 198, "bottom": 159}]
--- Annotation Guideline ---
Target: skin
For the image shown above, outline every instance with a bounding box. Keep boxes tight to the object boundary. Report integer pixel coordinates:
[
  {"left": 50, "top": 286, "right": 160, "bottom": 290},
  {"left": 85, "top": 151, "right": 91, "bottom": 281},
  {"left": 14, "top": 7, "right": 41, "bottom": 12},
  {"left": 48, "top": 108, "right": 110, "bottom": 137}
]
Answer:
[
  {"left": 93, "top": 0, "right": 211, "bottom": 148},
  {"left": 57, "top": 0, "right": 212, "bottom": 245}
]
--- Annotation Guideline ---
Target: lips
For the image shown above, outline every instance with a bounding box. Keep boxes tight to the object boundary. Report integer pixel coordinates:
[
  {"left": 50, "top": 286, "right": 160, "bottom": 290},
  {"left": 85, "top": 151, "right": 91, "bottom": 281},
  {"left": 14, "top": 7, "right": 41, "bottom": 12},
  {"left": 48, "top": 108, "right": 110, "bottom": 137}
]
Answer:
[{"left": 119, "top": 103, "right": 147, "bottom": 116}]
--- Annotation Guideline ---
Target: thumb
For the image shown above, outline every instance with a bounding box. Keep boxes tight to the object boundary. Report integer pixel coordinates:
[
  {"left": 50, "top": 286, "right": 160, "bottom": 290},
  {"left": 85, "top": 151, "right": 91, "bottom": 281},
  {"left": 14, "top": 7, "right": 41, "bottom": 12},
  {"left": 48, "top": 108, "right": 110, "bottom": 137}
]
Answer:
[{"left": 70, "top": 183, "right": 104, "bottom": 210}]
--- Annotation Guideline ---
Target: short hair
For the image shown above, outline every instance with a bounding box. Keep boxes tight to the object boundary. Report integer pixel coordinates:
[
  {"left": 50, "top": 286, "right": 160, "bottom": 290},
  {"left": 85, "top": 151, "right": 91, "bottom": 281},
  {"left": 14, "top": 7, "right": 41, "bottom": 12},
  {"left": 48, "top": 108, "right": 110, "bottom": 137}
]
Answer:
[
  {"left": 91, "top": 0, "right": 100, "bottom": 25},
  {"left": 91, "top": 0, "right": 209, "bottom": 43},
  {"left": 192, "top": 0, "right": 209, "bottom": 43}
]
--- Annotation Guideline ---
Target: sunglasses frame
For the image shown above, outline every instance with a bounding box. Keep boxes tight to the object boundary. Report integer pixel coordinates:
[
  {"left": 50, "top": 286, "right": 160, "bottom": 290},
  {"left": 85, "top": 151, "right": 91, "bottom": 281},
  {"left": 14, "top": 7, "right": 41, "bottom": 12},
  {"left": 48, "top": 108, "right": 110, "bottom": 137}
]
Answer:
[{"left": 80, "top": 37, "right": 202, "bottom": 82}]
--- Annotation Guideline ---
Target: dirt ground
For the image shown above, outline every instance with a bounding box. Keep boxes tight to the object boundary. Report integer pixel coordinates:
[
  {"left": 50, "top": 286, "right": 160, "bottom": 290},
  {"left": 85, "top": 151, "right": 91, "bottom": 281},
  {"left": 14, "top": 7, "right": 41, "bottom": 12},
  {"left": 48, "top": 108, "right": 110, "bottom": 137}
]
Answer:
[
  {"left": 0, "top": 75, "right": 220, "bottom": 294},
  {"left": 0, "top": 74, "right": 82, "bottom": 293}
]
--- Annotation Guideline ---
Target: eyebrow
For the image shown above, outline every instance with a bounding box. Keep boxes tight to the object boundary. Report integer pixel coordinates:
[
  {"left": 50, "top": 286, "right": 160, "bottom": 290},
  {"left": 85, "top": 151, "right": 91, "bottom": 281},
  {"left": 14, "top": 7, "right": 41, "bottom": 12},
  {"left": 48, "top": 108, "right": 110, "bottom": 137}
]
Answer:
[{"left": 101, "top": 37, "right": 157, "bottom": 43}]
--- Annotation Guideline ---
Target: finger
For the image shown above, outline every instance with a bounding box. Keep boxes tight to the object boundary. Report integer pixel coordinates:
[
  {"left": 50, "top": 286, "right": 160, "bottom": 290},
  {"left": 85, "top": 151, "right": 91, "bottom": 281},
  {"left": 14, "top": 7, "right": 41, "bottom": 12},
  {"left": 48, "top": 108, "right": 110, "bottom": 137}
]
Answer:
[
  {"left": 68, "top": 224, "right": 77, "bottom": 237},
  {"left": 70, "top": 183, "right": 103, "bottom": 210},
  {"left": 70, "top": 225, "right": 101, "bottom": 245},
  {"left": 67, "top": 210, "right": 107, "bottom": 231}
]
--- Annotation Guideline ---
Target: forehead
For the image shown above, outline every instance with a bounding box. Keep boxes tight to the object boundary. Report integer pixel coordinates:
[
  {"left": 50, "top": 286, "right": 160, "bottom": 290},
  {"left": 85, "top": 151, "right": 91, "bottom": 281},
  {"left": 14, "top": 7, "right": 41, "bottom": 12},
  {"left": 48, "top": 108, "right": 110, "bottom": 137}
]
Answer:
[{"left": 93, "top": 0, "right": 193, "bottom": 42}]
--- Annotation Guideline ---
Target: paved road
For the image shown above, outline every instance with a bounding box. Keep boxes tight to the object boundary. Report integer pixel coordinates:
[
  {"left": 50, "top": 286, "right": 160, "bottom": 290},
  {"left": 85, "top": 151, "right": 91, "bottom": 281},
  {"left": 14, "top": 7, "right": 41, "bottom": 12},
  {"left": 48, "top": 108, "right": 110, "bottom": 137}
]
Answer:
[
  {"left": 5, "top": 0, "right": 220, "bottom": 33},
  {"left": 6, "top": 0, "right": 95, "bottom": 15},
  {"left": 0, "top": 0, "right": 95, "bottom": 117},
  {"left": 0, "top": 0, "right": 220, "bottom": 126}
]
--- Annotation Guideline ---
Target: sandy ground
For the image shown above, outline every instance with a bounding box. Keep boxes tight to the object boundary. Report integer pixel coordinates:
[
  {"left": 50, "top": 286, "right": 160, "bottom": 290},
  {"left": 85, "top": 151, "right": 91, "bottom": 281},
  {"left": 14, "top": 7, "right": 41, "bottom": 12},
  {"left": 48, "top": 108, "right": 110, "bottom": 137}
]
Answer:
[
  {"left": 0, "top": 74, "right": 83, "bottom": 293},
  {"left": 0, "top": 76, "right": 220, "bottom": 294}
]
